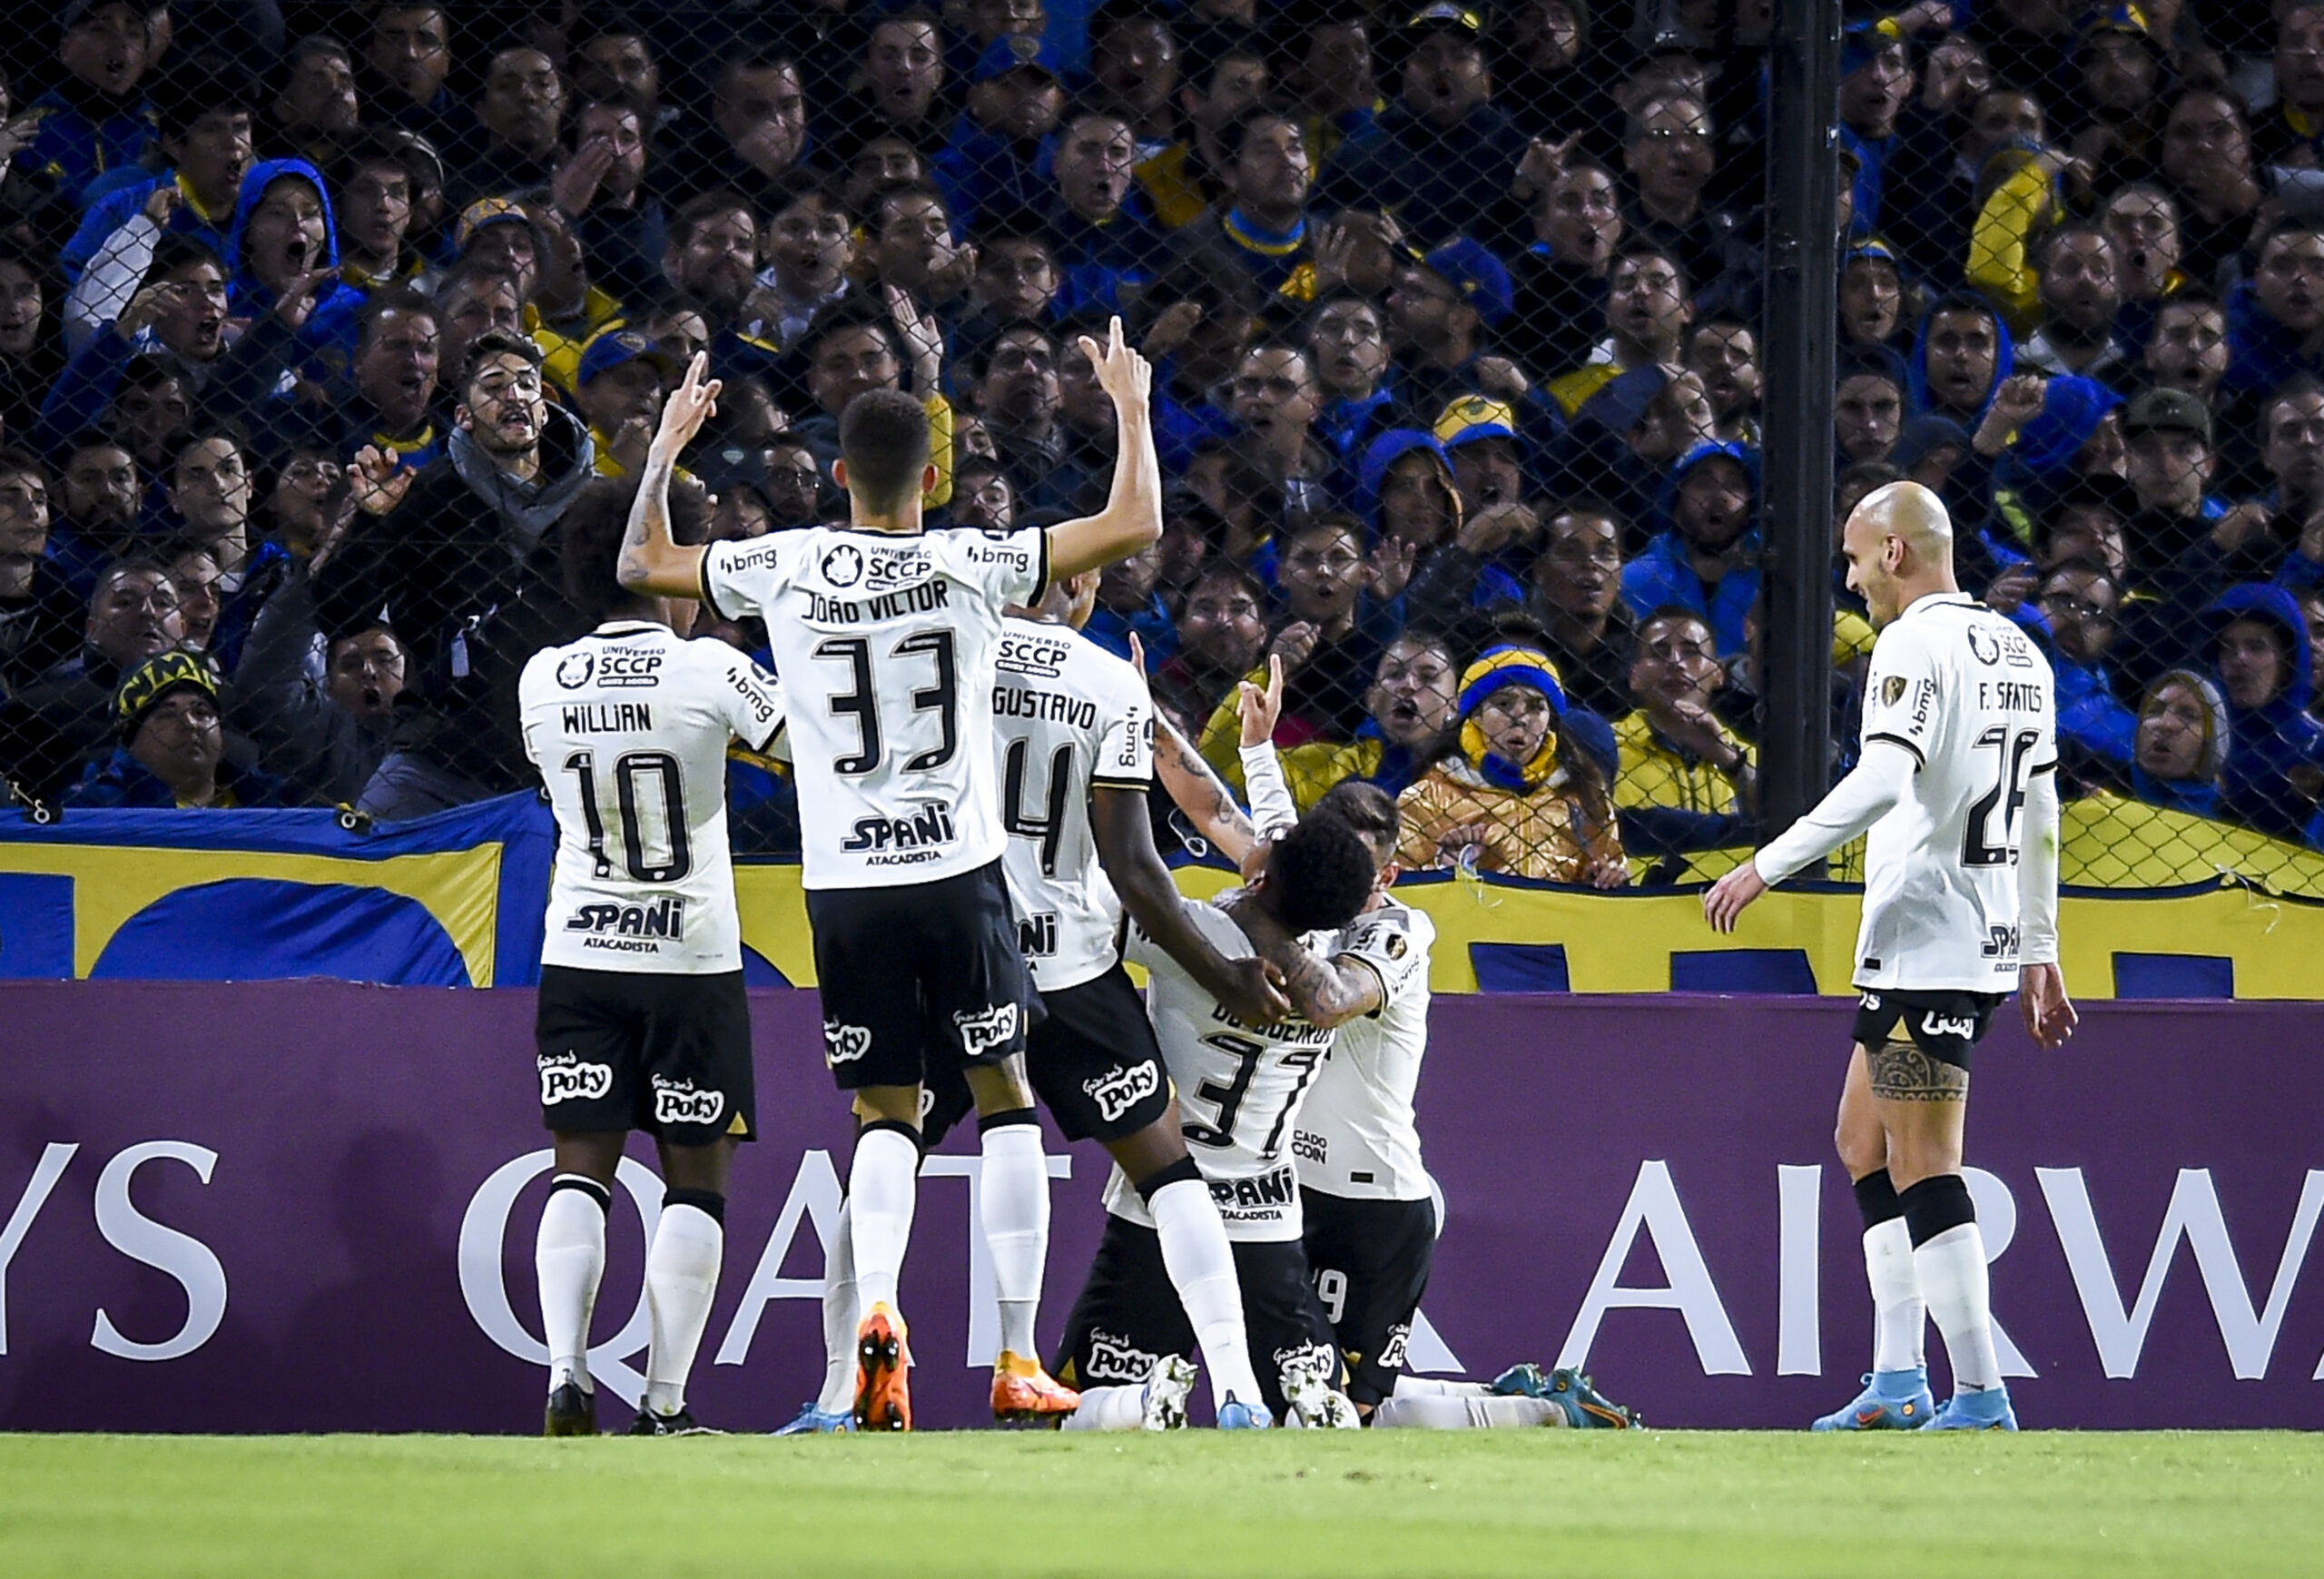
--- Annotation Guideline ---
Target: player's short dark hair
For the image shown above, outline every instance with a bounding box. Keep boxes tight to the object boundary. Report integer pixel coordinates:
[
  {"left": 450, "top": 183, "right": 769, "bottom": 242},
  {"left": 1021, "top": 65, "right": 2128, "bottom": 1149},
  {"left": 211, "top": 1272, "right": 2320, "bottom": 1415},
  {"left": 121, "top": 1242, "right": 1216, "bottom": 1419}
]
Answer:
[
  {"left": 458, "top": 328, "right": 543, "bottom": 398},
  {"left": 558, "top": 475, "right": 709, "bottom": 619},
  {"left": 1262, "top": 814, "right": 1378, "bottom": 935},
  {"left": 838, "top": 389, "right": 931, "bottom": 513},
  {"left": 1313, "top": 780, "right": 1401, "bottom": 862}
]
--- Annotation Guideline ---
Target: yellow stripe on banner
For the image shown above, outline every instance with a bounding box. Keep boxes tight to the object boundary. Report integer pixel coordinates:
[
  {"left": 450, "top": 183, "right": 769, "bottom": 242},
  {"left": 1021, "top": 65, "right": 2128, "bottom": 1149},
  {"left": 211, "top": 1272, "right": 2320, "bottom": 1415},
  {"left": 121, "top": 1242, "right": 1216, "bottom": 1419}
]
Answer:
[
  {"left": 0, "top": 844, "right": 503, "bottom": 984},
  {"left": 730, "top": 864, "right": 2324, "bottom": 1000}
]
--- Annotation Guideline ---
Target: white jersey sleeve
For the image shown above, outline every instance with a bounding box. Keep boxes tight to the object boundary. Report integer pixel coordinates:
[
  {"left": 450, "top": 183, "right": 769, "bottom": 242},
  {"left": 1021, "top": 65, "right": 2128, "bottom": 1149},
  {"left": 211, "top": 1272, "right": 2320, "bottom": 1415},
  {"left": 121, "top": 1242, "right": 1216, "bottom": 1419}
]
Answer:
[
  {"left": 1294, "top": 899, "right": 1436, "bottom": 1201},
  {"left": 520, "top": 623, "right": 758, "bottom": 974},
  {"left": 704, "top": 526, "right": 1049, "bottom": 889},
  {"left": 1106, "top": 901, "right": 1336, "bottom": 1241}
]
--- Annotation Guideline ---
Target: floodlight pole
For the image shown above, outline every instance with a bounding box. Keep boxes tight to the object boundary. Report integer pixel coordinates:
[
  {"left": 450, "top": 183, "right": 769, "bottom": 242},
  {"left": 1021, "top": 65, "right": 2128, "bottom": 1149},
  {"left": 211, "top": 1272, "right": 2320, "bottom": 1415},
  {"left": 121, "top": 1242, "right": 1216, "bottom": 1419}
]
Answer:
[{"left": 1760, "top": 0, "right": 1842, "bottom": 860}]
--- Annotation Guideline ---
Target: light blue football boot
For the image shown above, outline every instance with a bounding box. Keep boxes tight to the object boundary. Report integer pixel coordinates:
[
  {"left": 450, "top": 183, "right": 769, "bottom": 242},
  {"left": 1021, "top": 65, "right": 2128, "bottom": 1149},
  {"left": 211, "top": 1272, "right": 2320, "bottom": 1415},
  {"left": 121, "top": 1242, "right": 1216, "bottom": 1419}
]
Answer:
[
  {"left": 1920, "top": 1388, "right": 2018, "bottom": 1431},
  {"left": 1811, "top": 1368, "right": 1936, "bottom": 1431},
  {"left": 770, "top": 1402, "right": 854, "bottom": 1435}
]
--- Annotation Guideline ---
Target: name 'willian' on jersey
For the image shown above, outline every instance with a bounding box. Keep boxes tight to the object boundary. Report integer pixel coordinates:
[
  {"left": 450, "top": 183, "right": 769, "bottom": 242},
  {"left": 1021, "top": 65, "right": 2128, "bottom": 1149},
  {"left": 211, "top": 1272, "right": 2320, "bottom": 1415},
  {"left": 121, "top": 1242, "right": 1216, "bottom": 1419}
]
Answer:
[
  {"left": 1102, "top": 902, "right": 1338, "bottom": 1242},
  {"left": 699, "top": 526, "right": 1049, "bottom": 891},
  {"left": 990, "top": 617, "right": 1154, "bottom": 991},
  {"left": 1854, "top": 592, "right": 2058, "bottom": 992},
  {"left": 519, "top": 621, "right": 785, "bottom": 974}
]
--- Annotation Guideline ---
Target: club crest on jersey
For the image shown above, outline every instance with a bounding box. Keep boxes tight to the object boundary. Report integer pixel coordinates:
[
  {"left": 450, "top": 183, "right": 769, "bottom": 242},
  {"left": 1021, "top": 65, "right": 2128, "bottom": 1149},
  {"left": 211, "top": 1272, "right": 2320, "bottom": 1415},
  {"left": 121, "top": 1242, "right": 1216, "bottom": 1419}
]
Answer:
[
  {"left": 556, "top": 651, "right": 595, "bottom": 689},
  {"left": 1086, "top": 1329, "right": 1162, "bottom": 1384},
  {"left": 822, "top": 544, "right": 865, "bottom": 587},
  {"left": 823, "top": 1020, "right": 872, "bottom": 1064},
  {"left": 953, "top": 1003, "right": 1021, "bottom": 1055},
  {"left": 1083, "top": 1059, "right": 1160, "bottom": 1122},
  {"left": 1882, "top": 675, "right": 1906, "bottom": 707},
  {"left": 538, "top": 1052, "right": 612, "bottom": 1104},
  {"left": 652, "top": 1076, "right": 724, "bottom": 1127}
]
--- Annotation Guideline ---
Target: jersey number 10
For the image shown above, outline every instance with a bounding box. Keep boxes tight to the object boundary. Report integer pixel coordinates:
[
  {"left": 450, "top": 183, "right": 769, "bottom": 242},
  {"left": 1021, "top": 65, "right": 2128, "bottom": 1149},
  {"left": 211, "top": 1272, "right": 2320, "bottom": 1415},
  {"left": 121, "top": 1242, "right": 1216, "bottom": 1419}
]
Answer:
[
  {"left": 1962, "top": 725, "right": 2043, "bottom": 867},
  {"left": 562, "top": 749, "right": 692, "bottom": 883}
]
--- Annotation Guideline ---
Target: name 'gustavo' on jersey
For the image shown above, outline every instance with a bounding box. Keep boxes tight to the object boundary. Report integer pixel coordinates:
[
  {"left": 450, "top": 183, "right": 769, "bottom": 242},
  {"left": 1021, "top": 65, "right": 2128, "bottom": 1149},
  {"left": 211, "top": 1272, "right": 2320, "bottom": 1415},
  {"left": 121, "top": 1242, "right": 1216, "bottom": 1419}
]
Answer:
[{"left": 700, "top": 527, "right": 1049, "bottom": 890}]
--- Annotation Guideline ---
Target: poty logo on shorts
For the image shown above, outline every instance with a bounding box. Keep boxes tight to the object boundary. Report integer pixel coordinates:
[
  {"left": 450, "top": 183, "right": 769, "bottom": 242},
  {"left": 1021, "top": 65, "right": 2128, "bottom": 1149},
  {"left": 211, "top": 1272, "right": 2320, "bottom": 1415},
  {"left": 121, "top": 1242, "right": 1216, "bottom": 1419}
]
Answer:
[
  {"left": 1923, "top": 1013, "right": 1976, "bottom": 1040},
  {"left": 651, "top": 1077, "right": 724, "bottom": 1127},
  {"left": 953, "top": 1003, "right": 1020, "bottom": 1055},
  {"left": 1087, "top": 1329, "right": 1163, "bottom": 1384},
  {"left": 1272, "top": 1340, "right": 1338, "bottom": 1384},
  {"left": 1860, "top": 992, "right": 1882, "bottom": 1012},
  {"left": 1377, "top": 1323, "right": 1412, "bottom": 1371},
  {"left": 538, "top": 1052, "right": 613, "bottom": 1105},
  {"left": 823, "top": 1019, "right": 872, "bottom": 1065},
  {"left": 1082, "top": 1059, "right": 1159, "bottom": 1123}
]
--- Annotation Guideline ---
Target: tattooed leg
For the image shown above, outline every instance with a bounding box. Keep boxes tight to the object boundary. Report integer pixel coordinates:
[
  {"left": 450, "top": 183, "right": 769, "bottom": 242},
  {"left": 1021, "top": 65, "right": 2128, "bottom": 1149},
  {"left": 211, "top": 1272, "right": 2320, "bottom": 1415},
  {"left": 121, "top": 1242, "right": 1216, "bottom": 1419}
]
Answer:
[{"left": 1869, "top": 1039, "right": 1968, "bottom": 1191}]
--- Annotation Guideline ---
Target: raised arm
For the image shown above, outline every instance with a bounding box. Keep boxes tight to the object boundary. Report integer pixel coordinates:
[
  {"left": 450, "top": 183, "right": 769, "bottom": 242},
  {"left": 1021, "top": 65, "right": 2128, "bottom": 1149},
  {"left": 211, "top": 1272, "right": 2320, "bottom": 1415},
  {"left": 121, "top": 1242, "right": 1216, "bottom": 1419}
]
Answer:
[
  {"left": 1152, "top": 703, "right": 1261, "bottom": 864},
  {"left": 1046, "top": 319, "right": 1163, "bottom": 580},
  {"left": 1090, "top": 785, "right": 1288, "bottom": 1026},
  {"left": 616, "top": 352, "right": 720, "bottom": 600}
]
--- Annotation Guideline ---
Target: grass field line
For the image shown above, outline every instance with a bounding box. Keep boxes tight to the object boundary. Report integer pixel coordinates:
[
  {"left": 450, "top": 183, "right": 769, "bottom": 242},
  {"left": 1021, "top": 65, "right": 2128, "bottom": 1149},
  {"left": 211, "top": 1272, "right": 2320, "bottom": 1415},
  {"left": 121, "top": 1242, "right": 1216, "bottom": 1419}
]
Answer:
[{"left": 2, "top": 1431, "right": 2317, "bottom": 1578}]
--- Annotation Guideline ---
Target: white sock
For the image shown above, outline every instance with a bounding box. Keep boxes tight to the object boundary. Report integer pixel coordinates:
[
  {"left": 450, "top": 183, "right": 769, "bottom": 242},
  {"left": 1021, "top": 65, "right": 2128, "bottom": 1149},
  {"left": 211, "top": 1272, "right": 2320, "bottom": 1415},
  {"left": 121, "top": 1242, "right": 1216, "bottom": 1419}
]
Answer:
[
  {"left": 849, "top": 1127, "right": 921, "bottom": 1320},
  {"left": 1059, "top": 1382, "right": 1147, "bottom": 1432},
  {"left": 643, "top": 1202, "right": 724, "bottom": 1416},
  {"left": 1148, "top": 1178, "right": 1264, "bottom": 1413},
  {"left": 980, "top": 1120, "right": 1049, "bottom": 1360},
  {"left": 536, "top": 1179, "right": 606, "bottom": 1394},
  {"left": 1374, "top": 1396, "right": 1565, "bottom": 1428},
  {"left": 816, "top": 1198, "right": 859, "bottom": 1414},
  {"left": 1865, "top": 1217, "right": 1926, "bottom": 1374},
  {"left": 1390, "top": 1377, "right": 1491, "bottom": 1398},
  {"left": 1915, "top": 1222, "right": 2004, "bottom": 1393}
]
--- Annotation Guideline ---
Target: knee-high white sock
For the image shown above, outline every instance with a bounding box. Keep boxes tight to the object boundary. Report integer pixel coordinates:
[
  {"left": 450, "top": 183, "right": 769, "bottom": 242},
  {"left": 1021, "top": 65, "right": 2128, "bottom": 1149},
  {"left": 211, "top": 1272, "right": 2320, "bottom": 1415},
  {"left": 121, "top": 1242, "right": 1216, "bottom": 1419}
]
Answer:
[
  {"left": 1866, "top": 1217, "right": 1926, "bottom": 1374},
  {"left": 1374, "top": 1396, "right": 1565, "bottom": 1428},
  {"left": 1390, "top": 1377, "right": 1491, "bottom": 1398},
  {"left": 1915, "top": 1222, "right": 2003, "bottom": 1393},
  {"left": 849, "top": 1127, "right": 921, "bottom": 1320},
  {"left": 1059, "top": 1383, "right": 1148, "bottom": 1432},
  {"left": 1148, "top": 1177, "right": 1263, "bottom": 1412},
  {"left": 980, "top": 1118, "right": 1049, "bottom": 1360},
  {"left": 816, "top": 1198, "right": 859, "bottom": 1414},
  {"left": 643, "top": 1202, "right": 724, "bottom": 1416},
  {"left": 536, "top": 1179, "right": 607, "bottom": 1394}
]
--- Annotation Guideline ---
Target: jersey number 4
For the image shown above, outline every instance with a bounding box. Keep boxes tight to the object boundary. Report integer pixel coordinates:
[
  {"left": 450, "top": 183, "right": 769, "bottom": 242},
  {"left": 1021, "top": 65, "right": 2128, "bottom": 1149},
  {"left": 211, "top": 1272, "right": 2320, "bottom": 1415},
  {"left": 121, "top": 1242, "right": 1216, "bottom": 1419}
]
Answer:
[
  {"left": 562, "top": 749, "right": 691, "bottom": 883},
  {"left": 1962, "top": 725, "right": 2042, "bottom": 867},
  {"left": 1001, "top": 738, "right": 1074, "bottom": 875},
  {"left": 816, "top": 631, "right": 959, "bottom": 776}
]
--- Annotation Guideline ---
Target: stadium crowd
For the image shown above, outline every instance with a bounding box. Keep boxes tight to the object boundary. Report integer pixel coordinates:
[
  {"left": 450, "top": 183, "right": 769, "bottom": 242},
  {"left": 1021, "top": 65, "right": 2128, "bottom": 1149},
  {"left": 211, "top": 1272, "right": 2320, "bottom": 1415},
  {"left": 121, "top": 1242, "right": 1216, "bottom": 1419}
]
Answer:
[{"left": 0, "top": 0, "right": 2319, "bottom": 885}]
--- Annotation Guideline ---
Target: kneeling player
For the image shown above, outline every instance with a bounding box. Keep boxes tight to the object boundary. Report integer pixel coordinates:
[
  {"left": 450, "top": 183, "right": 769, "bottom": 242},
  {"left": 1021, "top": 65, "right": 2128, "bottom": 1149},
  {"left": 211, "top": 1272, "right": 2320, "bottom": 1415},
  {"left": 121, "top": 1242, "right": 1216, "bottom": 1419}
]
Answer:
[
  {"left": 1152, "top": 673, "right": 1637, "bottom": 1430},
  {"left": 1052, "top": 810, "right": 1380, "bottom": 1429},
  {"left": 520, "top": 473, "right": 786, "bottom": 1436}
]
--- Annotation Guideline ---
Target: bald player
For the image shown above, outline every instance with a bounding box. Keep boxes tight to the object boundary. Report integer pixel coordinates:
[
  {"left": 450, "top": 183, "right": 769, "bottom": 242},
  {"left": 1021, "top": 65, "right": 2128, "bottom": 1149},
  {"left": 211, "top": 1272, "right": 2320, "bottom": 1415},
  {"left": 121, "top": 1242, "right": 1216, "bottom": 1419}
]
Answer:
[{"left": 1705, "top": 482, "right": 2077, "bottom": 1433}]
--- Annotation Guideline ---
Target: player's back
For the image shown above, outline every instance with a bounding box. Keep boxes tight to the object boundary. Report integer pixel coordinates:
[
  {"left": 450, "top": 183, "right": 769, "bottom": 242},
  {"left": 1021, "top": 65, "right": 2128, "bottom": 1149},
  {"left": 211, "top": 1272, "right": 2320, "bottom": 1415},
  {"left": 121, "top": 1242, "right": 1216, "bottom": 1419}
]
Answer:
[
  {"left": 1295, "top": 897, "right": 1436, "bottom": 1201},
  {"left": 1856, "top": 592, "right": 2056, "bottom": 992},
  {"left": 696, "top": 526, "right": 1049, "bottom": 890},
  {"left": 519, "top": 621, "right": 783, "bottom": 974},
  {"left": 990, "top": 617, "right": 1153, "bottom": 991},
  {"left": 1104, "top": 901, "right": 1336, "bottom": 1240}
]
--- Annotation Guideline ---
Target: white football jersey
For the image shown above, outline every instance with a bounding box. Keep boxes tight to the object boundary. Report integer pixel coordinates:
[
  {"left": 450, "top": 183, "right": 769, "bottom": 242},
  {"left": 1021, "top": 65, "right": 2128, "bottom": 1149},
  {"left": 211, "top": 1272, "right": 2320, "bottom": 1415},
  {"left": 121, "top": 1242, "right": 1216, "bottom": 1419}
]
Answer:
[
  {"left": 1853, "top": 592, "right": 2057, "bottom": 992},
  {"left": 1294, "top": 897, "right": 1435, "bottom": 1202},
  {"left": 990, "top": 617, "right": 1154, "bottom": 991},
  {"left": 520, "top": 621, "right": 785, "bottom": 974},
  {"left": 1103, "top": 900, "right": 1336, "bottom": 1242},
  {"left": 700, "top": 525, "right": 1049, "bottom": 890}
]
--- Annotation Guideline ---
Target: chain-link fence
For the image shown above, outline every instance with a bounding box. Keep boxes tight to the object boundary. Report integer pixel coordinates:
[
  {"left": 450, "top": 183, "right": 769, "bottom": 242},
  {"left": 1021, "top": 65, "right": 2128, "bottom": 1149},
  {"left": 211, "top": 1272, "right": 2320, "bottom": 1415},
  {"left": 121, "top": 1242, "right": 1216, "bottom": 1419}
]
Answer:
[{"left": 0, "top": 0, "right": 2318, "bottom": 895}]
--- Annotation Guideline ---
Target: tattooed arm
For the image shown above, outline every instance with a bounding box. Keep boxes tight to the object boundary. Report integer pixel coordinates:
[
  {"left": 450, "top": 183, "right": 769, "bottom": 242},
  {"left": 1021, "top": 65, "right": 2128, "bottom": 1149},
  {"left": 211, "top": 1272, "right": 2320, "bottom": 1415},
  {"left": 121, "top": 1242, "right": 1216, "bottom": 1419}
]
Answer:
[
  {"left": 1152, "top": 706, "right": 1261, "bottom": 865},
  {"left": 1219, "top": 889, "right": 1382, "bottom": 1030}
]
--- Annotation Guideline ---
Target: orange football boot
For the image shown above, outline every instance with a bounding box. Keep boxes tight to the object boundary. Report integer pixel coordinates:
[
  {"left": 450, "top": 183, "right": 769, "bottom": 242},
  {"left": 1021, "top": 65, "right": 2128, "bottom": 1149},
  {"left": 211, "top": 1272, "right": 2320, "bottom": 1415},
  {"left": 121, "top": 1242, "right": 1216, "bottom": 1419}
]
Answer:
[
  {"left": 853, "top": 1303, "right": 912, "bottom": 1431},
  {"left": 990, "top": 1351, "right": 1080, "bottom": 1426}
]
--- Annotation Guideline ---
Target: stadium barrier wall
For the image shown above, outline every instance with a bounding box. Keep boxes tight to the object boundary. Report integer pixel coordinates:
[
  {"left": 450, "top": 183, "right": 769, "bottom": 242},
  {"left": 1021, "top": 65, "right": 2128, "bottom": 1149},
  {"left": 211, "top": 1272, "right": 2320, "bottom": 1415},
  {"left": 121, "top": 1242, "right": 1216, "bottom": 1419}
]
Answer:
[
  {"left": 1, "top": 983, "right": 2318, "bottom": 1433},
  {"left": 1, "top": 795, "right": 2320, "bottom": 999}
]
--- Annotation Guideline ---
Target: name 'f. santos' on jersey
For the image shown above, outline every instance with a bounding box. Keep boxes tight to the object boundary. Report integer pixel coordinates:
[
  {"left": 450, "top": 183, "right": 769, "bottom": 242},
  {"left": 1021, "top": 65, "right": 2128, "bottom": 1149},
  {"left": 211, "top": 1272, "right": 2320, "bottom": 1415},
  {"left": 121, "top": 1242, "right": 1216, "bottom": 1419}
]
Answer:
[
  {"left": 520, "top": 621, "right": 786, "bottom": 974},
  {"left": 699, "top": 526, "right": 1049, "bottom": 890},
  {"left": 1853, "top": 592, "right": 2058, "bottom": 992},
  {"left": 990, "top": 617, "right": 1154, "bottom": 991}
]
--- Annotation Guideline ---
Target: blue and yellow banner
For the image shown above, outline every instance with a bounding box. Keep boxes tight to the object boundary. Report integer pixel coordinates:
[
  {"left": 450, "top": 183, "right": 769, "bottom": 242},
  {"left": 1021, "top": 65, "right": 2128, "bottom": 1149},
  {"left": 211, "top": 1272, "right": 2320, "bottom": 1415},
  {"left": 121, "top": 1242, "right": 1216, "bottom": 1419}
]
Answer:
[{"left": 0, "top": 793, "right": 2318, "bottom": 998}]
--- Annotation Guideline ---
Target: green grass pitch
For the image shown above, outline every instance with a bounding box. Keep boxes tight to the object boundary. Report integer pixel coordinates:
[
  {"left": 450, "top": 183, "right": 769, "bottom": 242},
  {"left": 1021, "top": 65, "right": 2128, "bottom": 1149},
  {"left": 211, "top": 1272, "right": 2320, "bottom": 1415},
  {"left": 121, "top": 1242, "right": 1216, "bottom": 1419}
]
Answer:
[{"left": 2, "top": 1431, "right": 2316, "bottom": 1577}]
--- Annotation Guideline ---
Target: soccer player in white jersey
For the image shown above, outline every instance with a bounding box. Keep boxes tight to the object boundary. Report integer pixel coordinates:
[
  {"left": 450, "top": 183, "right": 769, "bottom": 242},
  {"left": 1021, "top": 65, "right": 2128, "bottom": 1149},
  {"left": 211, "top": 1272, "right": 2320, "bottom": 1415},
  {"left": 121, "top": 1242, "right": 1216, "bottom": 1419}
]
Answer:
[
  {"left": 1706, "top": 481, "right": 2078, "bottom": 1433},
  {"left": 517, "top": 474, "right": 787, "bottom": 1437},
  {"left": 616, "top": 330, "right": 1164, "bottom": 1430},
  {"left": 1150, "top": 668, "right": 1639, "bottom": 1431},
  {"left": 778, "top": 569, "right": 1296, "bottom": 1432}
]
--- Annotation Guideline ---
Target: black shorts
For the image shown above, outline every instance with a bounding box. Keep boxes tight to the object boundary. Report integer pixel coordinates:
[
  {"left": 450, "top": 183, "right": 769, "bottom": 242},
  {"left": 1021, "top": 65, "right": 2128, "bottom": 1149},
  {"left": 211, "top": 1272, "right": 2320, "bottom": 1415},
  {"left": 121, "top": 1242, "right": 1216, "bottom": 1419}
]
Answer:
[
  {"left": 1301, "top": 1189, "right": 1437, "bottom": 1407},
  {"left": 534, "top": 964, "right": 755, "bottom": 1146},
  {"left": 918, "top": 963, "right": 1170, "bottom": 1148},
  {"left": 1852, "top": 987, "right": 2007, "bottom": 1071},
  {"left": 805, "top": 860, "right": 1038, "bottom": 1092},
  {"left": 1051, "top": 1214, "right": 1341, "bottom": 1421}
]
